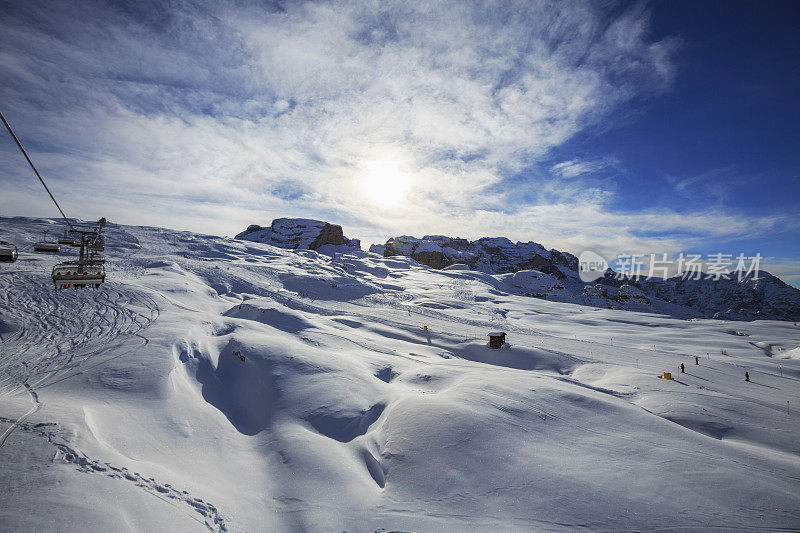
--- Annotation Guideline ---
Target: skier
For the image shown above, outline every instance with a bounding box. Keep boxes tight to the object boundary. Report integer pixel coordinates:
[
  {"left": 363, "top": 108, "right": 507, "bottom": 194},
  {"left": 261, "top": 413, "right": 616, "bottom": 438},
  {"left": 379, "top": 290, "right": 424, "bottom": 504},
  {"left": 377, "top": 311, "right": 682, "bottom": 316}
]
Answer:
[
  {"left": 681, "top": 363, "right": 685, "bottom": 373},
  {"left": 745, "top": 371, "right": 750, "bottom": 382},
  {"left": 695, "top": 356, "right": 699, "bottom": 365}
]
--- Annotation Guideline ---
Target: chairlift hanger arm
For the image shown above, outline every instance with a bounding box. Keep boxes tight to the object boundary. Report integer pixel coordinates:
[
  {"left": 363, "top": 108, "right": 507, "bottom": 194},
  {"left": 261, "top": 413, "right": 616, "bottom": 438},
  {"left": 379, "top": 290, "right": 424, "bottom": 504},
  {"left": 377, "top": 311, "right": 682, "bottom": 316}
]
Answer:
[{"left": 0, "top": 110, "right": 74, "bottom": 231}]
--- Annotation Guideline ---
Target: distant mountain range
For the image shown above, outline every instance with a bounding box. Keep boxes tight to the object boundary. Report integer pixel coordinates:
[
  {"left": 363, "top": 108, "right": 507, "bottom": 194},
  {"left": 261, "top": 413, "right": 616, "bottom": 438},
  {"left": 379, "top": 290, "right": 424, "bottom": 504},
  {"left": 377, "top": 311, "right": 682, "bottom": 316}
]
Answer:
[
  {"left": 236, "top": 220, "right": 800, "bottom": 321},
  {"left": 634, "top": 271, "right": 800, "bottom": 322}
]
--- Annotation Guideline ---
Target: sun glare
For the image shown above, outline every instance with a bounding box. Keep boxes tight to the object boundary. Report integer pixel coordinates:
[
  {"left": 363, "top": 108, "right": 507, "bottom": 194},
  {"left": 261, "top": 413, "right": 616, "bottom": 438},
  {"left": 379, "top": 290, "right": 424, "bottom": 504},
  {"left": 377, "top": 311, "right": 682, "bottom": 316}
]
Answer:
[{"left": 361, "top": 159, "right": 411, "bottom": 206}]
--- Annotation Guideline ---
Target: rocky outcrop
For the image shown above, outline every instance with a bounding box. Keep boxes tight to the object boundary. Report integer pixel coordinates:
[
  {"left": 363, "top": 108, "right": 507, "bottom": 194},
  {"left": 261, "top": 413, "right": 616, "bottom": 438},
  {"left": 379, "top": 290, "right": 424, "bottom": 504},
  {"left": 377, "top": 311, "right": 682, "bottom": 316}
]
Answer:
[
  {"left": 236, "top": 218, "right": 360, "bottom": 251},
  {"left": 370, "top": 235, "right": 578, "bottom": 277}
]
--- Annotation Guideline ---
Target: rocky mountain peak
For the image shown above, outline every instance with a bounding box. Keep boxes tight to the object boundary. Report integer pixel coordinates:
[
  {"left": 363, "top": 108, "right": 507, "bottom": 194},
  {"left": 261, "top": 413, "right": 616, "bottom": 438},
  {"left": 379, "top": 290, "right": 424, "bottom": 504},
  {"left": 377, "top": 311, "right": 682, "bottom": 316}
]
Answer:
[{"left": 235, "top": 218, "right": 360, "bottom": 251}]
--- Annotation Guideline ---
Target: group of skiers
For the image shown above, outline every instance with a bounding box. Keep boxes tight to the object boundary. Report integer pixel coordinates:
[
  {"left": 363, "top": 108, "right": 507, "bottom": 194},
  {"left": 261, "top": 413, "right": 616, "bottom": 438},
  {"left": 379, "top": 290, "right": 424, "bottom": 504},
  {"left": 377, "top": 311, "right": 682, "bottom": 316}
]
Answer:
[{"left": 679, "top": 356, "right": 750, "bottom": 381}]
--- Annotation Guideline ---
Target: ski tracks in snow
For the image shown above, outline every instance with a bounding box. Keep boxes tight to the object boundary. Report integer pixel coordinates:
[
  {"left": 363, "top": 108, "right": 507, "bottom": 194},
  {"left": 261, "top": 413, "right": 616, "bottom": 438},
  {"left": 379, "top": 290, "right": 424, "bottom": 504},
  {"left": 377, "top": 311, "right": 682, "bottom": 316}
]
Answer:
[
  {"left": 0, "top": 380, "right": 40, "bottom": 448},
  {"left": 0, "top": 273, "right": 158, "bottom": 446},
  {"left": 0, "top": 415, "right": 228, "bottom": 532},
  {"left": 0, "top": 273, "right": 159, "bottom": 394}
]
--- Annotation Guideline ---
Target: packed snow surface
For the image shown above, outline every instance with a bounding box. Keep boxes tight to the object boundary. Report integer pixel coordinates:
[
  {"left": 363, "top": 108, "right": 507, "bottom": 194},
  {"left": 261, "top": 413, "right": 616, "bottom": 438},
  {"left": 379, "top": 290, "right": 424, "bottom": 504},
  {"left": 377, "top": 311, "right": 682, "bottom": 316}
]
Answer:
[{"left": 1, "top": 217, "right": 799, "bottom": 532}]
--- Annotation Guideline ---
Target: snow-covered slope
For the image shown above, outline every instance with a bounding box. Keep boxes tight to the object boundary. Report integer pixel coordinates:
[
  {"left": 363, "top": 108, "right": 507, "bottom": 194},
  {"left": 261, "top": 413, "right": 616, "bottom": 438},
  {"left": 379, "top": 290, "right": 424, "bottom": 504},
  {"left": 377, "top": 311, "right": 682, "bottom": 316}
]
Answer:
[
  {"left": 371, "top": 234, "right": 800, "bottom": 321},
  {"left": 2, "top": 216, "right": 800, "bottom": 532},
  {"left": 236, "top": 218, "right": 360, "bottom": 251}
]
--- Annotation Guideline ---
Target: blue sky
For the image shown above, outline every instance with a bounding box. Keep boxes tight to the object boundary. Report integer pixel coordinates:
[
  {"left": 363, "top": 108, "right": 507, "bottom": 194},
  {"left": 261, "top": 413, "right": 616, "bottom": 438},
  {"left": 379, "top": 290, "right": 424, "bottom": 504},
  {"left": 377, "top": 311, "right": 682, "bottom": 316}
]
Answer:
[{"left": 1, "top": 1, "right": 798, "bottom": 286}]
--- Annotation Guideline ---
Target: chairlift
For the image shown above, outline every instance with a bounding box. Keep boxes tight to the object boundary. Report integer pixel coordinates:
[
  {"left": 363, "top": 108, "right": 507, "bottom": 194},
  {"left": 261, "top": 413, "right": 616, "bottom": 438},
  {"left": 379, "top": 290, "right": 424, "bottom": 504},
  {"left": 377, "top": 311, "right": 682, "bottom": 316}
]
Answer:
[
  {"left": 52, "top": 261, "right": 105, "bottom": 290},
  {"left": 51, "top": 217, "right": 108, "bottom": 289},
  {"left": 34, "top": 231, "right": 61, "bottom": 253},
  {"left": 0, "top": 241, "right": 18, "bottom": 262},
  {"left": 58, "top": 230, "right": 77, "bottom": 245},
  {"left": 2, "top": 112, "right": 107, "bottom": 284},
  {"left": 88, "top": 234, "right": 105, "bottom": 251}
]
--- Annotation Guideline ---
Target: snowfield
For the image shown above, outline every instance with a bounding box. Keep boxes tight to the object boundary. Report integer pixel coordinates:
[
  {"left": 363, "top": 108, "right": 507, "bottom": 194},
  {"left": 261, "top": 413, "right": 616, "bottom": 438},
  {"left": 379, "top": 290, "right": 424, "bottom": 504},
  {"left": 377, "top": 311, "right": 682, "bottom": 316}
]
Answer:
[{"left": 1, "top": 217, "right": 799, "bottom": 532}]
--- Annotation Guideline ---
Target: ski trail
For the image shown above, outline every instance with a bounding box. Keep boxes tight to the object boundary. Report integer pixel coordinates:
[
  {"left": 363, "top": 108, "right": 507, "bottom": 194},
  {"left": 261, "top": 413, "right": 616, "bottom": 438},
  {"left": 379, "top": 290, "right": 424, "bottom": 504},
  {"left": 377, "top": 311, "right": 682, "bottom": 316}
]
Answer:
[{"left": 0, "top": 378, "right": 40, "bottom": 449}]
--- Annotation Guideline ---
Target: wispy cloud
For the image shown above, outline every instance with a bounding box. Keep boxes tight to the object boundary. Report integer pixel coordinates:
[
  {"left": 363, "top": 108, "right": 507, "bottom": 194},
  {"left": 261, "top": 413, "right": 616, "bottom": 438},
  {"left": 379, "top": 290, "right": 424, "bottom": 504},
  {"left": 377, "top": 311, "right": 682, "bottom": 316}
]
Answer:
[
  {"left": 667, "top": 165, "right": 767, "bottom": 206},
  {"left": 551, "top": 159, "right": 610, "bottom": 179}
]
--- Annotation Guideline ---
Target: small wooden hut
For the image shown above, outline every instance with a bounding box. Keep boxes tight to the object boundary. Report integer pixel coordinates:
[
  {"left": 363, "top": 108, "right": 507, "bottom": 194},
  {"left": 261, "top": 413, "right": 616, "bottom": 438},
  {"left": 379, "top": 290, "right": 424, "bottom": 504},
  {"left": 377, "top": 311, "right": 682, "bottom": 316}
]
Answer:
[{"left": 488, "top": 332, "right": 506, "bottom": 349}]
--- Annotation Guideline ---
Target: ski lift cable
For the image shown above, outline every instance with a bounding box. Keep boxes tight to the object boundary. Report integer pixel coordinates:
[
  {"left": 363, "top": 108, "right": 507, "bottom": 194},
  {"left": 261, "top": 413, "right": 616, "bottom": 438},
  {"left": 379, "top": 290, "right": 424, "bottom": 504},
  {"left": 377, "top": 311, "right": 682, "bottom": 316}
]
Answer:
[{"left": 0, "top": 110, "right": 75, "bottom": 231}]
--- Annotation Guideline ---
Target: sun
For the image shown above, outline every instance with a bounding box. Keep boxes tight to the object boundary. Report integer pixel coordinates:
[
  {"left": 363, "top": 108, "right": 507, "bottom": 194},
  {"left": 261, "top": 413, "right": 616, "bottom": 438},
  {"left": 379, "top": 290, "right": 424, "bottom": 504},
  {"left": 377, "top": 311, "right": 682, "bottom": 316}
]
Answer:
[{"left": 361, "top": 159, "right": 411, "bottom": 206}]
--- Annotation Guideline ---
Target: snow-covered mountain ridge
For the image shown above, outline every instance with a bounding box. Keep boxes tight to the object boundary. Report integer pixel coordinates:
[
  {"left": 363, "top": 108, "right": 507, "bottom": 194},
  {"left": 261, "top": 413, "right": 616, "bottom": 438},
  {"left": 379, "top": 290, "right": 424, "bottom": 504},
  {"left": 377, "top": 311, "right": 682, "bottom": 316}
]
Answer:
[
  {"left": 635, "top": 270, "right": 800, "bottom": 321},
  {"left": 2, "top": 216, "right": 800, "bottom": 531},
  {"left": 370, "top": 234, "right": 800, "bottom": 321},
  {"left": 370, "top": 234, "right": 579, "bottom": 275}
]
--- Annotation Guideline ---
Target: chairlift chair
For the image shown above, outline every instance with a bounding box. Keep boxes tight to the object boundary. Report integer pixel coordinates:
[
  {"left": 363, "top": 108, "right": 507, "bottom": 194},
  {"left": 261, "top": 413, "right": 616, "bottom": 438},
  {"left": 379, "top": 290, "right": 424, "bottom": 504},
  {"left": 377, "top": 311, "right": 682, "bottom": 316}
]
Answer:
[
  {"left": 34, "top": 241, "right": 61, "bottom": 253},
  {"left": 0, "top": 241, "right": 18, "bottom": 262},
  {"left": 52, "top": 261, "right": 105, "bottom": 290},
  {"left": 34, "top": 231, "right": 61, "bottom": 253},
  {"left": 58, "top": 230, "right": 77, "bottom": 245},
  {"left": 88, "top": 234, "right": 105, "bottom": 251}
]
